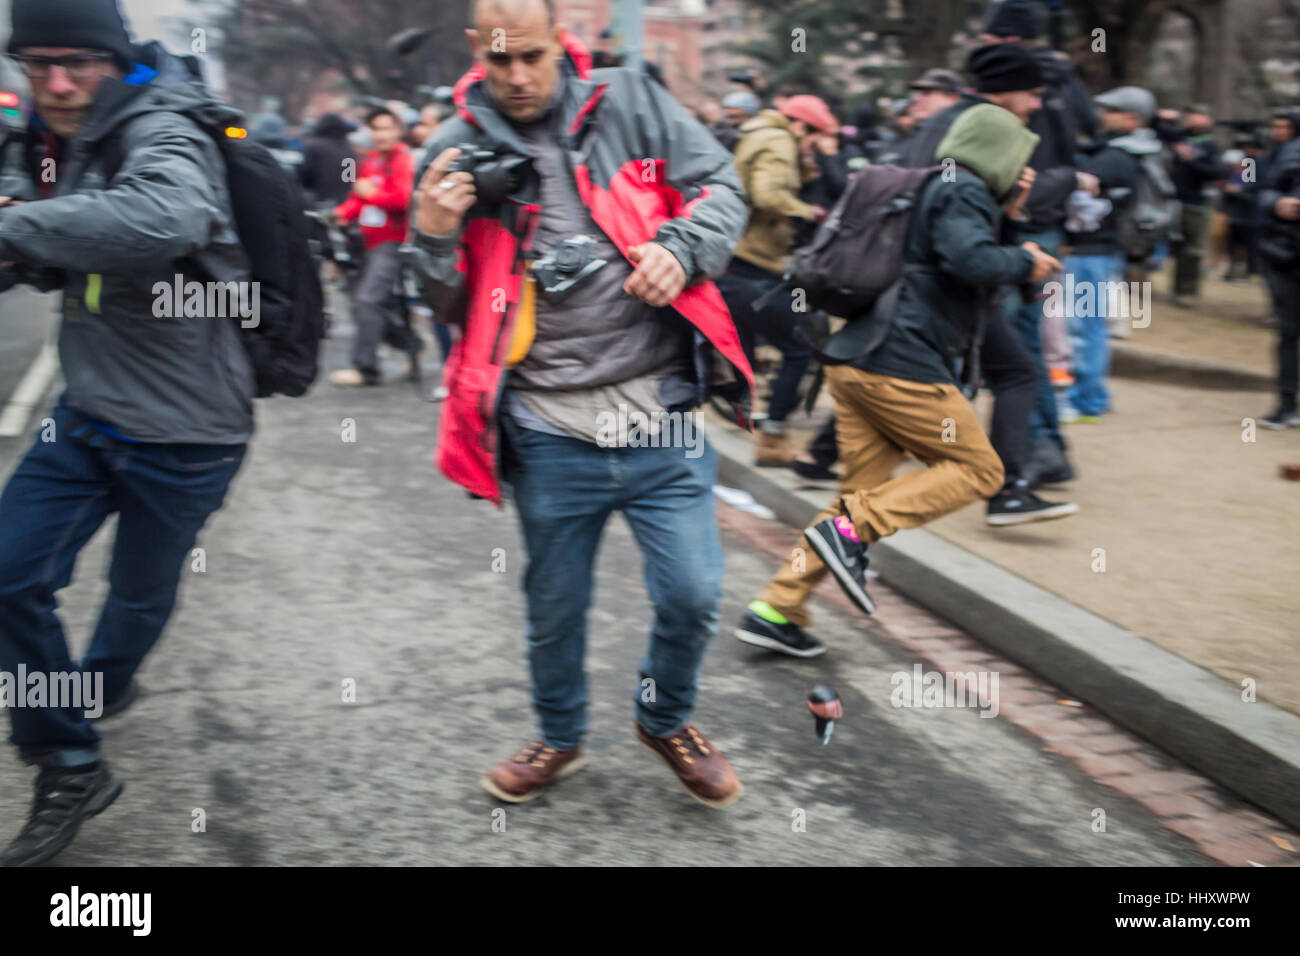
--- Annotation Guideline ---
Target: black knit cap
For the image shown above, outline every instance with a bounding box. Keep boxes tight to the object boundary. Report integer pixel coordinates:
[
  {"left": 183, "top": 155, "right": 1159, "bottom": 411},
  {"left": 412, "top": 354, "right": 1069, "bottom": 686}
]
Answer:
[
  {"left": 982, "top": 0, "right": 1044, "bottom": 40},
  {"left": 967, "top": 43, "right": 1045, "bottom": 94},
  {"left": 8, "top": 0, "right": 134, "bottom": 70}
]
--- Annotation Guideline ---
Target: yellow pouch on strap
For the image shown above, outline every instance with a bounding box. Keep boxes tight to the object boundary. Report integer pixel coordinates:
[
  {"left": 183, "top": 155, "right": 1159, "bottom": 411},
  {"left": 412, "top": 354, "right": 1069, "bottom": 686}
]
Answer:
[{"left": 505, "top": 270, "right": 537, "bottom": 367}]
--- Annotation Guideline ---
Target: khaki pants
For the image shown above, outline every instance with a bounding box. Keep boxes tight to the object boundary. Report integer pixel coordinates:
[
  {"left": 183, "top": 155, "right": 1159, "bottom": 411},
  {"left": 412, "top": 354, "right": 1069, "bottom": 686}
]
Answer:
[{"left": 757, "top": 366, "right": 1003, "bottom": 627}]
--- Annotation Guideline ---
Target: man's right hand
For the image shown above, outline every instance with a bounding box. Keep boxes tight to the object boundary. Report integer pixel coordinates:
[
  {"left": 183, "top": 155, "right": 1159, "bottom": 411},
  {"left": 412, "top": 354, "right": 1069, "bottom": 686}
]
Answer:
[
  {"left": 1274, "top": 196, "right": 1300, "bottom": 221},
  {"left": 415, "top": 148, "right": 477, "bottom": 238},
  {"left": 1022, "top": 241, "right": 1063, "bottom": 283},
  {"left": 1075, "top": 172, "right": 1100, "bottom": 196}
]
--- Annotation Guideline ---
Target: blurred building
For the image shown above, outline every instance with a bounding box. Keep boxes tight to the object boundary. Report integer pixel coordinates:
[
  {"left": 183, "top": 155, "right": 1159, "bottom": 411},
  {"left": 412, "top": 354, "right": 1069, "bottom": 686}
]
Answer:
[{"left": 555, "top": 0, "right": 765, "bottom": 107}]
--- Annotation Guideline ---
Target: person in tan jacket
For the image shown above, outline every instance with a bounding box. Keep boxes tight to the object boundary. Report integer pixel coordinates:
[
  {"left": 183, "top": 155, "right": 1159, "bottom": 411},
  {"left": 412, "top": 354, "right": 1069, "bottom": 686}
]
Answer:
[{"left": 716, "top": 99, "right": 830, "bottom": 465}]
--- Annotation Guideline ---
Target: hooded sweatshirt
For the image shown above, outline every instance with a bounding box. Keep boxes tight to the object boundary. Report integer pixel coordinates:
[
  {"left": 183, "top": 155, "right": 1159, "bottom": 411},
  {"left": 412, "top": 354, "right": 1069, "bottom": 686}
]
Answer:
[
  {"left": 855, "top": 104, "right": 1037, "bottom": 384},
  {"left": 936, "top": 103, "right": 1040, "bottom": 201},
  {"left": 0, "top": 43, "right": 253, "bottom": 443}
]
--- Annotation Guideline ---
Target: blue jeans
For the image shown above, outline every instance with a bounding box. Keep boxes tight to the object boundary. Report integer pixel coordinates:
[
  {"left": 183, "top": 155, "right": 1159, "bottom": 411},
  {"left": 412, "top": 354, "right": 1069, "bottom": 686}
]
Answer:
[
  {"left": 505, "top": 426, "right": 724, "bottom": 750},
  {"left": 0, "top": 404, "right": 245, "bottom": 766},
  {"left": 1064, "top": 253, "right": 1122, "bottom": 416},
  {"left": 1005, "top": 226, "right": 1065, "bottom": 447}
]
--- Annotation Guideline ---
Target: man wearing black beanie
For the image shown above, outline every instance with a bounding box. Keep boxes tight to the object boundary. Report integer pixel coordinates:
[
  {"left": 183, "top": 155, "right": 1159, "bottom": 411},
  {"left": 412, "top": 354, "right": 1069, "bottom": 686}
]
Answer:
[
  {"left": 5, "top": 0, "right": 134, "bottom": 140},
  {"left": 7, "top": 0, "right": 135, "bottom": 70},
  {"left": 898, "top": 42, "right": 1080, "bottom": 526},
  {"left": 978, "top": 0, "right": 1098, "bottom": 488},
  {"left": 0, "top": 0, "right": 253, "bottom": 866},
  {"left": 901, "top": 43, "right": 1046, "bottom": 166}
]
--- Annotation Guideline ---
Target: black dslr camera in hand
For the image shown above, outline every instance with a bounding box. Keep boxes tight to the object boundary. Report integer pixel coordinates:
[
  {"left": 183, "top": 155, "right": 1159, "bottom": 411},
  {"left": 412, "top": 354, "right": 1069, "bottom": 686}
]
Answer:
[{"left": 447, "top": 143, "right": 533, "bottom": 205}]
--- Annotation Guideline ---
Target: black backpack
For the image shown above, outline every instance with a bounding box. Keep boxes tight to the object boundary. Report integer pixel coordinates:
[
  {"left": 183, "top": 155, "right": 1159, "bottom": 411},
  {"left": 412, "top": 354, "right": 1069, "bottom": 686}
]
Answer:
[
  {"left": 1114, "top": 151, "right": 1181, "bottom": 260},
  {"left": 754, "top": 164, "right": 941, "bottom": 371},
  {"left": 787, "top": 163, "right": 942, "bottom": 320},
  {"left": 100, "top": 115, "right": 325, "bottom": 399}
]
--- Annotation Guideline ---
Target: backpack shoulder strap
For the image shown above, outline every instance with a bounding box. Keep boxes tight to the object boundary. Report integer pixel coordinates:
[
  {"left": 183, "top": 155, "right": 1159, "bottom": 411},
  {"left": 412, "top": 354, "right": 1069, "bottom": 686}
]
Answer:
[{"left": 95, "top": 129, "right": 128, "bottom": 183}]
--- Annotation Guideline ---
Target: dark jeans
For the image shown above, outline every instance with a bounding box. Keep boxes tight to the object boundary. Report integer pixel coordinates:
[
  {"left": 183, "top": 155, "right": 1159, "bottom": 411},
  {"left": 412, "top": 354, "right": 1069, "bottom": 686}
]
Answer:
[
  {"left": 980, "top": 307, "right": 1038, "bottom": 487},
  {"left": 1173, "top": 204, "right": 1210, "bottom": 297},
  {"left": 1264, "top": 261, "right": 1300, "bottom": 404},
  {"left": 0, "top": 404, "right": 244, "bottom": 766},
  {"left": 433, "top": 323, "right": 453, "bottom": 362},
  {"left": 715, "top": 257, "right": 811, "bottom": 424},
  {"left": 505, "top": 426, "right": 723, "bottom": 750},
  {"left": 808, "top": 417, "right": 838, "bottom": 468},
  {"left": 1227, "top": 222, "right": 1257, "bottom": 277},
  {"left": 352, "top": 241, "right": 416, "bottom": 377},
  {"left": 1004, "top": 226, "right": 1065, "bottom": 449}
]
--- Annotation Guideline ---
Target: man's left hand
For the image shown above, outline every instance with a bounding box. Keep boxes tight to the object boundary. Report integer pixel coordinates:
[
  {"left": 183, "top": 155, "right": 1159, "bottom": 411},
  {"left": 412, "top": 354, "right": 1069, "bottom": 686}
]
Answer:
[{"left": 624, "top": 242, "right": 686, "bottom": 307}]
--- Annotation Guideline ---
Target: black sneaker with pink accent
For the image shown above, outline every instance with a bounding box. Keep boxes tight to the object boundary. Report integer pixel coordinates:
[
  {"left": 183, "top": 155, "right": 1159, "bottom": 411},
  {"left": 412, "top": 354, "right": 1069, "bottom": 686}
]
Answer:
[{"left": 804, "top": 516, "right": 875, "bottom": 615}]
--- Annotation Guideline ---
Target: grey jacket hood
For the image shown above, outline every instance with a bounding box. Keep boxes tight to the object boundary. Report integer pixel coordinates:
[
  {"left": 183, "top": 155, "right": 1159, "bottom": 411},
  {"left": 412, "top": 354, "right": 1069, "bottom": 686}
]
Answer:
[
  {"left": 1108, "top": 127, "right": 1163, "bottom": 156},
  {"left": 73, "top": 42, "right": 244, "bottom": 153},
  {"left": 0, "top": 41, "right": 255, "bottom": 443}
]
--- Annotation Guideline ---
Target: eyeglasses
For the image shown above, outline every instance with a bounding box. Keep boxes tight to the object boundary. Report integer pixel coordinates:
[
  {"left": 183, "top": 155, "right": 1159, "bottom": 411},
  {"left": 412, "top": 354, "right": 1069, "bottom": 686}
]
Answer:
[{"left": 8, "top": 53, "right": 116, "bottom": 81}]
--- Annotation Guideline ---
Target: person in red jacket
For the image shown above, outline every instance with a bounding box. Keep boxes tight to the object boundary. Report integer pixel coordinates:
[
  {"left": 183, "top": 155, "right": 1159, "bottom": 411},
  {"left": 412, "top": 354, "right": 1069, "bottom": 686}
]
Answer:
[
  {"left": 331, "top": 106, "right": 418, "bottom": 386},
  {"left": 407, "top": 0, "right": 752, "bottom": 809}
]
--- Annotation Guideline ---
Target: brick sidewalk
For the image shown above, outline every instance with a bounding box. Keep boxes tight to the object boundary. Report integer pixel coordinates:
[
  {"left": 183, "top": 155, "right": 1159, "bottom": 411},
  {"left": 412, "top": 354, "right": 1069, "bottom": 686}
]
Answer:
[{"left": 718, "top": 500, "right": 1300, "bottom": 866}]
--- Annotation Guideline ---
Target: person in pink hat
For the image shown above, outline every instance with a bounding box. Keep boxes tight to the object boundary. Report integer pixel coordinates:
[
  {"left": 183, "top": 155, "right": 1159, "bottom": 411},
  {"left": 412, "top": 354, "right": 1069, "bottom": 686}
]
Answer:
[
  {"left": 716, "top": 93, "right": 837, "bottom": 466},
  {"left": 779, "top": 94, "right": 838, "bottom": 139}
]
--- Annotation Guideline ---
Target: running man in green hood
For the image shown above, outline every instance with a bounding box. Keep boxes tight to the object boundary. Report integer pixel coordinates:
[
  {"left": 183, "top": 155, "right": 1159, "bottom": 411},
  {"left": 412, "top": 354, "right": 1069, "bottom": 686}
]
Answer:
[
  {"left": 736, "top": 101, "right": 1064, "bottom": 659},
  {"left": 900, "top": 42, "right": 1085, "bottom": 525},
  {"left": 935, "top": 102, "right": 1040, "bottom": 201}
]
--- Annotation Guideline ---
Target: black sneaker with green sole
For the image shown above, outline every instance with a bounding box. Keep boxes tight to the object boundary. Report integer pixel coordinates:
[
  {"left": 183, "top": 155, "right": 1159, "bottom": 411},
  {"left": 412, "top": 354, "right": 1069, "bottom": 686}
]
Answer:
[{"left": 735, "top": 608, "right": 826, "bottom": 658}]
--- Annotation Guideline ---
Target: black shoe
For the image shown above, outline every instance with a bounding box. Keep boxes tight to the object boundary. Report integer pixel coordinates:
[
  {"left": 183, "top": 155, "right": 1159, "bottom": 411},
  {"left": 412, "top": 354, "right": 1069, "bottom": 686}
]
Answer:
[
  {"left": 1260, "top": 404, "right": 1299, "bottom": 430},
  {"left": 804, "top": 517, "right": 875, "bottom": 615},
  {"left": 93, "top": 679, "right": 139, "bottom": 721},
  {"left": 791, "top": 458, "right": 839, "bottom": 482},
  {"left": 986, "top": 485, "right": 1079, "bottom": 526},
  {"left": 1025, "top": 440, "right": 1076, "bottom": 489},
  {"left": 1, "top": 762, "right": 123, "bottom": 867},
  {"left": 406, "top": 340, "right": 425, "bottom": 384},
  {"left": 734, "top": 608, "right": 826, "bottom": 658}
]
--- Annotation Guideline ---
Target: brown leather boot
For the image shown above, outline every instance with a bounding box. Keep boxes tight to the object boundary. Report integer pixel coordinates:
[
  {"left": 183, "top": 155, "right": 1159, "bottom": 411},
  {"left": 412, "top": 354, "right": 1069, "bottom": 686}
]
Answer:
[
  {"left": 754, "top": 430, "right": 796, "bottom": 468},
  {"left": 635, "top": 723, "right": 743, "bottom": 808},
  {"left": 481, "top": 741, "right": 587, "bottom": 803}
]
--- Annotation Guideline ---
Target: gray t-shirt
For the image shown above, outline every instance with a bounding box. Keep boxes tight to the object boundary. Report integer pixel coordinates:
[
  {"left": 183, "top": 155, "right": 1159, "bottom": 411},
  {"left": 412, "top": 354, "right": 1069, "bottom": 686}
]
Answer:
[{"left": 503, "top": 84, "right": 691, "bottom": 444}]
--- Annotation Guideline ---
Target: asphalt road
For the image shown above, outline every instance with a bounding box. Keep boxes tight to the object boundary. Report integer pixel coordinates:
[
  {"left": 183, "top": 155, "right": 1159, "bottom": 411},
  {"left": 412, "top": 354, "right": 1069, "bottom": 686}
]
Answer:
[
  {"left": 0, "top": 313, "right": 1215, "bottom": 866},
  {"left": 0, "top": 285, "right": 55, "bottom": 421}
]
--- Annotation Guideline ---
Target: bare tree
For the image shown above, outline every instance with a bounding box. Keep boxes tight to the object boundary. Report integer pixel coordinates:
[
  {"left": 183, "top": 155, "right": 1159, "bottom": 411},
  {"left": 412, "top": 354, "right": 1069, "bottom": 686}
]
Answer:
[
  {"left": 735, "top": 0, "right": 1201, "bottom": 104},
  {"left": 216, "top": 0, "right": 473, "bottom": 119}
]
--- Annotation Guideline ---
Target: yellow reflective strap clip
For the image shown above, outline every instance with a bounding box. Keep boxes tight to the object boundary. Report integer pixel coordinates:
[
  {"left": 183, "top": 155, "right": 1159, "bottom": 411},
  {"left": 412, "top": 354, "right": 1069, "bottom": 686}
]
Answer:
[{"left": 85, "top": 273, "right": 103, "bottom": 315}]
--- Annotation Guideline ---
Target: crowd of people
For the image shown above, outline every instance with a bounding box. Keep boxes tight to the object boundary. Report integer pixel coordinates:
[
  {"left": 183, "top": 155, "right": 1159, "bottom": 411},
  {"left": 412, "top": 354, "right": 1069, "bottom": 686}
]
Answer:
[{"left": 0, "top": 0, "right": 1297, "bottom": 866}]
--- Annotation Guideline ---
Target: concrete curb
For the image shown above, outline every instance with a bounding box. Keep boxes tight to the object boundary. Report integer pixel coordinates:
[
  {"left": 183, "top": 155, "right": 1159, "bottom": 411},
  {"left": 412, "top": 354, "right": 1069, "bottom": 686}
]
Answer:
[
  {"left": 708, "top": 420, "right": 1300, "bottom": 831},
  {"left": 1110, "top": 342, "right": 1273, "bottom": 392}
]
